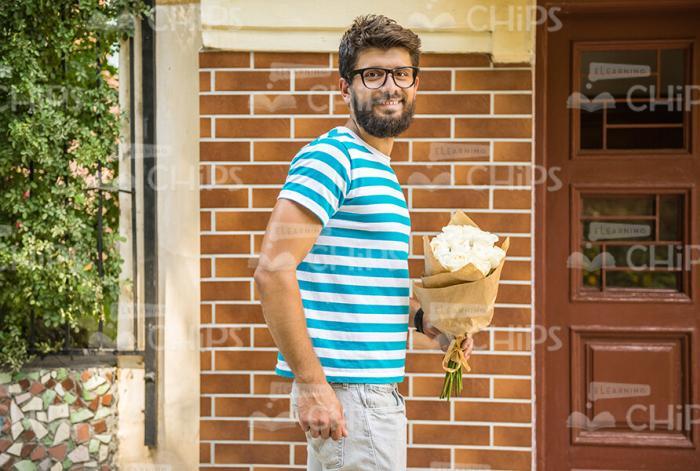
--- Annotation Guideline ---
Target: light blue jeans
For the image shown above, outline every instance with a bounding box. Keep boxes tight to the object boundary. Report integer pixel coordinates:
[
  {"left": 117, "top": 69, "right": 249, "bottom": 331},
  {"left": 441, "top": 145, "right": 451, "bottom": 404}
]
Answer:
[{"left": 290, "top": 381, "right": 407, "bottom": 470}]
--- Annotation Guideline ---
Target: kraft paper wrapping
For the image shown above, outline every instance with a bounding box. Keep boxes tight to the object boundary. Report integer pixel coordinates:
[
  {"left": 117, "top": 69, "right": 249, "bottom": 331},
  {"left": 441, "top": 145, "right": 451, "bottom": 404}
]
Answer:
[{"left": 413, "top": 210, "right": 510, "bottom": 374}]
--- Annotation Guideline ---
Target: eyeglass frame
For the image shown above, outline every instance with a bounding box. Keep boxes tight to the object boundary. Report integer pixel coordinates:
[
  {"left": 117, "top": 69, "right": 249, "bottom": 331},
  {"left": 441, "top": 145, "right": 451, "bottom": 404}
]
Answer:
[{"left": 347, "top": 66, "right": 420, "bottom": 89}]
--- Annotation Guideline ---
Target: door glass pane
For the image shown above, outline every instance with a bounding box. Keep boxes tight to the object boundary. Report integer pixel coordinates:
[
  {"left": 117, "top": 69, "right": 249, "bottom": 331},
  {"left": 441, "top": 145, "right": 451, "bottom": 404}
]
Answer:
[
  {"left": 576, "top": 192, "right": 688, "bottom": 296},
  {"left": 575, "top": 43, "right": 689, "bottom": 153}
]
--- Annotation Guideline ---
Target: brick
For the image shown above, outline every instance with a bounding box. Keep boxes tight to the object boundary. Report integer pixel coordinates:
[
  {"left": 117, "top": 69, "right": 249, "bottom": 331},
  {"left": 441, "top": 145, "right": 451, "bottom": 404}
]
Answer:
[
  {"left": 201, "top": 235, "right": 249, "bottom": 255},
  {"left": 416, "top": 94, "right": 489, "bottom": 115},
  {"left": 494, "top": 426, "right": 531, "bottom": 447},
  {"left": 252, "top": 188, "right": 281, "bottom": 208},
  {"left": 501, "top": 260, "right": 532, "bottom": 281},
  {"left": 494, "top": 94, "right": 532, "bottom": 114},
  {"left": 200, "top": 95, "right": 249, "bottom": 115},
  {"left": 409, "top": 211, "right": 530, "bottom": 233},
  {"left": 215, "top": 71, "right": 290, "bottom": 91},
  {"left": 416, "top": 70, "right": 452, "bottom": 90},
  {"left": 494, "top": 141, "right": 532, "bottom": 162},
  {"left": 201, "top": 374, "right": 250, "bottom": 394},
  {"left": 254, "top": 52, "right": 329, "bottom": 69},
  {"left": 455, "top": 70, "right": 532, "bottom": 90},
  {"left": 454, "top": 449, "right": 531, "bottom": 471},
  {"left": 254, "top": 94, "right": 330, "bottom": 114},
  {"left": 201, "top": 281, "right": 250, "bottom": 301},
  {"left": 412, "top": 376, "right": 489, "bottom": 398},
  {"left": 216, "top": 211, "right": 271, "bottom": 231},
  {"left": 453, "top": 164, "right": 533, "bottom": 186},
  {"left": 497, "top": 283, "right": 531, "bottom": 304},
  {"left": 200, "top": 211, "right": 212, "bottom": 231},
  {"left": 393, "top": 164, "right": 451, "bottom": 186},
  {"left": 420, "top": 53, "right": 491, "bottom": 67},
  {"left": 390, "top": 141, "right": 409, "bottom": 161},
  {"left": 506, "top": 237, "right": 531, "bottom": 257},
  {"left": 200, "top": 51, "right": 249, "bottom": 68},
  {"left": 199, "top": 304, "right": 212, "bottom": 324},
  {"left": 216, "top": 118, "right": 290, "bottom": 138},
  {"left": 253, "top": 141, "right": 306, "bottom": 162},
  {"left": 494, "top": 378, "right": 531, "bottom": 400},
  {"left": 401, "top": 118, "right": 451, "bottom": 138},
  {"left": 200, "top": 142, "right": 250, "bottom": 162},
  {"left": 412, "top": 188, "right": 489, "bottom": 209},
  {"left": 253, "top": 327, "right": 275, "bottom": 347},
  {"left": 216, "top": 257, "right": 256, "bottom": 277},
  {"left": 413, "top": 424, "right": 489, "bottom": 446},
  {"left": 405, "top": 399, "right": 450, "bottom": 420},
  {"left": 200, "top": 420, "right": 249, "bottom": 440},
  {"left": 200, "top": 164, "right": 212, "bottom": 184},
  {"left": 215, "top": 351, "right": 278, "bottom": 371},
  {"left": 413, "top": 141, "right": 489, "bottom": 162},
  {"left": 455, "top": 401, "right": 531, "bottom": 423},
  {"left": 455, "top": 118, "right": 532, "bottom": 138},
  {"left": 494, "top": 331, "right": 531, "bottom": 352},
  {"left": 408, "top": 447, "right": 451, "bottom": 468},
  {"left": 213, "top": 164, "right": 289, "bottom": 185},
  {"left": 408, "top": 352, "right": 530, "bottom": 375},
  {"left": 215, "top": 396, "right": 289, "bottom": 418},
  {"left": 294, "top": 69, "right": 339, "bottom": 91},
  {"left": 492, "top": 307, "right": 531, "bottom": 327},
  {"left": 494, "top": 189, "right": 531, "bottom": 209},
  {"left": 216, "top": 304, "right": 265, "bottom": 324},
  {"left": 201, "top": 189, "right": 248, "bottom": 208},
  {"left": 201, "top": 397, "right": 212, "bottom": 416},
  {"left": 294, "top": 117, "right": 347, "bottom": 138},
  {"left": 215, "top": 444, "right": 290, "bottom": 465},
  {"left": 201, "top": 351, "right": 212, "bottom": 371},
  {"left": 201, "top": 258, "right": 211, "bottom": 278},
  {"left": 201, "top": 327, "right": 250, "bottom": 348},
  {"left": 200, "top": 442, "right": 210, "bottom": 464},
  {"left": 200, "top": 71, "right": 211, "bottom": 92},
  {"left": 253, "top": 375, "right": 292, "bottom": 395},
  {"left": 252, "top": 420, "right": 305, "bottom": 442},
  {"left": 201, "top": 118, "right": 211, "bottom": 138}
]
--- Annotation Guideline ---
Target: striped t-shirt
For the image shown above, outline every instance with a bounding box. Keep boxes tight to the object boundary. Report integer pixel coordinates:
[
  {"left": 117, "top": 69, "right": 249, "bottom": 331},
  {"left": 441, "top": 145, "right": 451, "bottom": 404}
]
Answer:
[{"left": 274, "top": 125, "right": 411, "bottom": 384}]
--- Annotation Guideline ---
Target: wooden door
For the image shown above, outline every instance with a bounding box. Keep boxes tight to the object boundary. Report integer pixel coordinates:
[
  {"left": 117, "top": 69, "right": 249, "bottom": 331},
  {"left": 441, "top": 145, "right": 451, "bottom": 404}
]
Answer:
[{"left": 537, "top": 3, "right": 700, "bottom": 470}]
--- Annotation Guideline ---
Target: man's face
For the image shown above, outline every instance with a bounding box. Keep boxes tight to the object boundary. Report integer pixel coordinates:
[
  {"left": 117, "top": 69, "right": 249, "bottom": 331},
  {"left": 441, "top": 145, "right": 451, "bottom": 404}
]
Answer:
[{"left": 341, "top": 47, "right": 420, "bottom": 138}]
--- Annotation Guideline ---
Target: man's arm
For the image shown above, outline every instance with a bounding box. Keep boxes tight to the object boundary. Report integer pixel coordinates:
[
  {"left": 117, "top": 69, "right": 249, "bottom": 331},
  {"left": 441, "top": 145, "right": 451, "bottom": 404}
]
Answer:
[
  {"left": 253, "top": 198, "right": 325, "bottom": 384},
  {"left": 253, "top": 198, "right": 347, "bottom": 440}
]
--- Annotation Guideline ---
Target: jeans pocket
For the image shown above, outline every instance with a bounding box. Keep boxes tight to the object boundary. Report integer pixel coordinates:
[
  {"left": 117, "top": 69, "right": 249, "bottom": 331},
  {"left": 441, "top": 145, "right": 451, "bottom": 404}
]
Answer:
[
  {"left": 363, "top": 384, "right": 403, "bottom": 410},
  {"left": 306, "top": 432, "right": 344, "bottom": 469}
]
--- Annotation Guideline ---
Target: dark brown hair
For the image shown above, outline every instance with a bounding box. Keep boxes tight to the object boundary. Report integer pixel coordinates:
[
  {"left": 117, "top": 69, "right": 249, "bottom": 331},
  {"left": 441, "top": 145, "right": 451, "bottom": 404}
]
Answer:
[{"left": 338, "top": 14, "right": 422, "bottom": 81}]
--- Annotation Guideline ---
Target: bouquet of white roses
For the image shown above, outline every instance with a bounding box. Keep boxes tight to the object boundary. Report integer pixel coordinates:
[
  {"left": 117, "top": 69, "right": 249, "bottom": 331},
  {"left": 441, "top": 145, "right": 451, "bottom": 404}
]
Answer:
[{"left": 413, "top": 210, "right": 509, "bottom": 399}]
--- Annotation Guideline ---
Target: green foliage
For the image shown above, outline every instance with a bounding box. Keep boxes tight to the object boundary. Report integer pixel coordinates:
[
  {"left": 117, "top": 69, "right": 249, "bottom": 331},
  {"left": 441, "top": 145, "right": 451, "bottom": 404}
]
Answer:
[{"left": 0, "top": 0, "right": 148, "bottom": 372}]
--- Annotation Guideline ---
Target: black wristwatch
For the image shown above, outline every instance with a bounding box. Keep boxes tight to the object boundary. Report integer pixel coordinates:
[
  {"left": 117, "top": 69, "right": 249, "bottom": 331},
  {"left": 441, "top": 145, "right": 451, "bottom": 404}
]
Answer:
[{"left": 414, "top": 308, "right": 425, "bottom": 334}]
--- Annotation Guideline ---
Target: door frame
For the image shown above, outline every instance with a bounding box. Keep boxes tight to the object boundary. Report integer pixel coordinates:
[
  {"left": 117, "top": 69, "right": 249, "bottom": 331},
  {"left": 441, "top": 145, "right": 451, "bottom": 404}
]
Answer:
[{"left": 534, "top": 1, "right": 700, "bottom": 469}]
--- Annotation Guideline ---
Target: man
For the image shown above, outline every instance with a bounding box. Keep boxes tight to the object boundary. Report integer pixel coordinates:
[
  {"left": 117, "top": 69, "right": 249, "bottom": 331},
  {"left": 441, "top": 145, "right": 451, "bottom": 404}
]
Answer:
[{"left": 254, "top": 14, "right": 474, "bottom": 470}]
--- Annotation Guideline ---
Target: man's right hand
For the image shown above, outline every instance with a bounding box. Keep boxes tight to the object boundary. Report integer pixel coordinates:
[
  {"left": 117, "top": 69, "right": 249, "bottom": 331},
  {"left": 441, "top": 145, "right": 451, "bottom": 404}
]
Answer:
[{"left": 294, "top": 382, "right": 348, "bottom": 441}]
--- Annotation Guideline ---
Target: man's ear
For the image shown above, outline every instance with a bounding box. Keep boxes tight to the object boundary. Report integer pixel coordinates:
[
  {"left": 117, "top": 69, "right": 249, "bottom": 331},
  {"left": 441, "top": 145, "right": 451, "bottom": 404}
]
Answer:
[
  {"left": 339, "top": 77, "right": 352, "bottom": 104},
  {"left": 413, "top": 75, "right": 420, "bottom": 93}
]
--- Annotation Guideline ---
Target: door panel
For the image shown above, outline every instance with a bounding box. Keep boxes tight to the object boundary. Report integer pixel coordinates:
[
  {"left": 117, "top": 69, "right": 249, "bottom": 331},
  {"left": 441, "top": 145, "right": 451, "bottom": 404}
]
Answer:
[{"left": 540, "top": 6, "right": 700, "bottom": 470}]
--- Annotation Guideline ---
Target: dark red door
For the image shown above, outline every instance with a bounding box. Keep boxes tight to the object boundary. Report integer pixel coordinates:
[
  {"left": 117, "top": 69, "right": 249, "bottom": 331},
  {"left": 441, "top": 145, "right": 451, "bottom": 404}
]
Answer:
[{"left": 538, "top": 3, "right": 700, "bottom": 470}]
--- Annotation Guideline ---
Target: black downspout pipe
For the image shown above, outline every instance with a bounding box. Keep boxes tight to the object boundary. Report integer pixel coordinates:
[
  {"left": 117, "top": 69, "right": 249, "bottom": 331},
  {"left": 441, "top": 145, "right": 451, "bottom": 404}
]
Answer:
[{"left": 141, "top": 0, "right": 158, "bottom": 447}]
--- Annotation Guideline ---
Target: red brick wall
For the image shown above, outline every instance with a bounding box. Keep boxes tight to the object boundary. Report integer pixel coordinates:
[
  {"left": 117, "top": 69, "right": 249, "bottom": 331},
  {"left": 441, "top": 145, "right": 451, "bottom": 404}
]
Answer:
[{"left": 198, "top": 50, "right": 533, "bottom": 470}]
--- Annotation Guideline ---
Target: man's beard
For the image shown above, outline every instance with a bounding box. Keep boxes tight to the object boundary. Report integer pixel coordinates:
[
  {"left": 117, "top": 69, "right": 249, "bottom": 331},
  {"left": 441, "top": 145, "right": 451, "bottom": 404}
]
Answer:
[{"left": 351, "top": 91, "right": 415, "bottom": 138}]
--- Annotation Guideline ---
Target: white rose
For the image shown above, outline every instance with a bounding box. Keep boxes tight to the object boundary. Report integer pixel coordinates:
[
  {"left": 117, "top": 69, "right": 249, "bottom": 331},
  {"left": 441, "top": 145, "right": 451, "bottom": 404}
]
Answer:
[{"left": 429, "top": 224, "right": 505, "bottom": 276}]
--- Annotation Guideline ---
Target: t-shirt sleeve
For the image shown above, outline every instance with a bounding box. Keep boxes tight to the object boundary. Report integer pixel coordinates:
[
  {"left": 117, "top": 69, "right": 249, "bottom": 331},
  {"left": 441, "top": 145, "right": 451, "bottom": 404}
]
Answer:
[{"left": 277, "top": 142, "right": 352, "bottom": 228}]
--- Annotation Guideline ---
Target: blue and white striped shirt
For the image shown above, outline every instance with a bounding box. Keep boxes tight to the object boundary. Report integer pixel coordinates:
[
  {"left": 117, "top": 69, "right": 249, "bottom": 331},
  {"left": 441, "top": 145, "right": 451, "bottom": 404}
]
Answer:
[{"left": 274, "top": 125, "right": 411, "bottom": 384}]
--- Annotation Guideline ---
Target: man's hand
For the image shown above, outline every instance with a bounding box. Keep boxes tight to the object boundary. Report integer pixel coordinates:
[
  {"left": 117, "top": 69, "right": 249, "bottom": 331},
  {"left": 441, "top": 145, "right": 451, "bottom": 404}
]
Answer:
[
  {"left": 411, "top": 297, "right": 475, "bottom": 357},
  {"left": 294, "top": 382, "right": 348, "bottom": 441}
]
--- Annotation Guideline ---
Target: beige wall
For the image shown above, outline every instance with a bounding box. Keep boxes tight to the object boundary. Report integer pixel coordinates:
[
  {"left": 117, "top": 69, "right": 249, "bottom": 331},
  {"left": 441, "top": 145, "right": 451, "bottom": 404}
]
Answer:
[
  {"left": 201, "top": 0, "right": 535, "bottom": 63},
  {"left": 117, "top": 2, "right": 202, "bottom": 470}
]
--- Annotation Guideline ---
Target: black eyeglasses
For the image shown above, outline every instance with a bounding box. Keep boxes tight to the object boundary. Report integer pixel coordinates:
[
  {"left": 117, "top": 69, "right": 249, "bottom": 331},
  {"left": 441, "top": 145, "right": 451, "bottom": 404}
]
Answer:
[{"left": 348, "top": 66, "right": 420, "bottom": 89}]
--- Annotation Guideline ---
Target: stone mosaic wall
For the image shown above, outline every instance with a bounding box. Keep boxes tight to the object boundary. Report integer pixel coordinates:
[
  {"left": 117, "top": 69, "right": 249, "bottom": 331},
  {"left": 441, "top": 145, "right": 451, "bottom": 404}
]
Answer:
[{"left": 0, "top": 367, "right": 118, "bottom": 471}]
